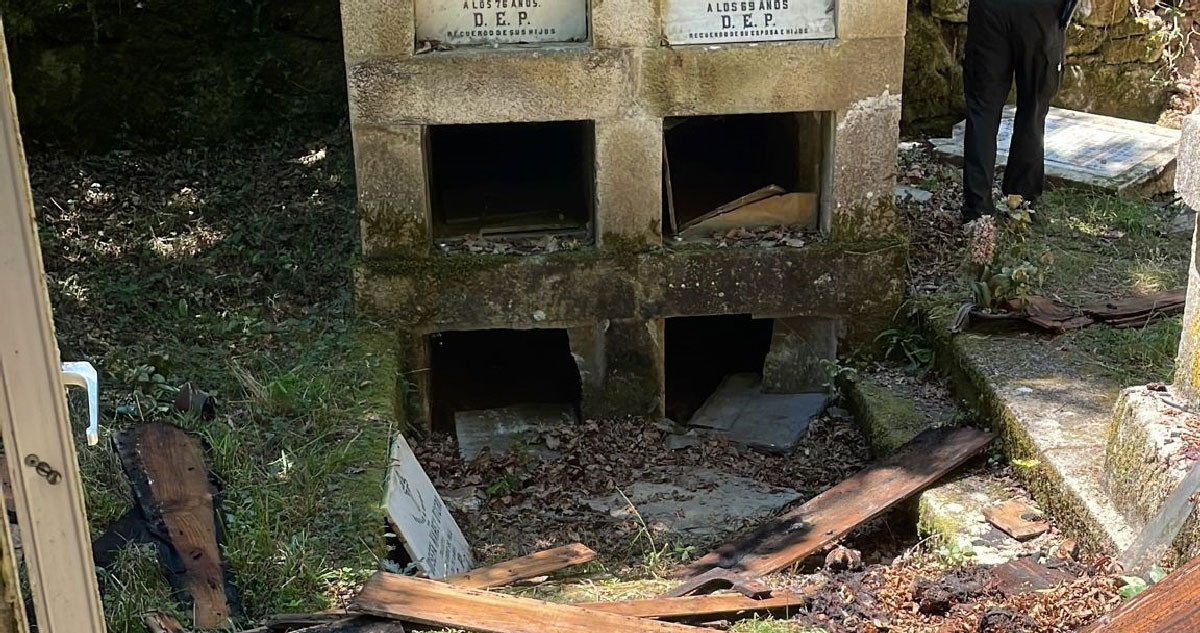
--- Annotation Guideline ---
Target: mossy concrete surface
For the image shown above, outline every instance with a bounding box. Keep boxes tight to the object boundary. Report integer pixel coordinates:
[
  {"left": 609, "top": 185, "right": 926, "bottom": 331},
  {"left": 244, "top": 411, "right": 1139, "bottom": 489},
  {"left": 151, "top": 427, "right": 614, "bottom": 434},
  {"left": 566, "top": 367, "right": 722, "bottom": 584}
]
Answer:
[
  {"left": 917, "top": 473, "right": 1047, "bottom": 566},
  {"left": 927, "top": 321, "right": 1136, "bottom": 555},
  {"left": 846, "top": 376, "right": 947, "bottom": 457},
  {"left": 1105, "top": 387, "right": 1200, "bottom": 565}
]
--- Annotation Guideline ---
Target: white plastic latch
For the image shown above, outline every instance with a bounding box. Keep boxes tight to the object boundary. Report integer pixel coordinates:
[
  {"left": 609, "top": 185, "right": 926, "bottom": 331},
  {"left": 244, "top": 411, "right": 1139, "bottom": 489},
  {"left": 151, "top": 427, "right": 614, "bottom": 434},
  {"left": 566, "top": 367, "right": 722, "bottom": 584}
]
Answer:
[{"left": 60, "top": 361, "right": 99, "bottom": 446}]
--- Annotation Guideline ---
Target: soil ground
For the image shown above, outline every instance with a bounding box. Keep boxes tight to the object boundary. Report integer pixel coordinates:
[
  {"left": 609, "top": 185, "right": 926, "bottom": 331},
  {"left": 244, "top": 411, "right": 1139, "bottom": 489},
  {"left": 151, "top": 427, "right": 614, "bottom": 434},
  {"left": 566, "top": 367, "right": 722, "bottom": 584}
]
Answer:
[{"left": 25, "top": 128, "right": 1179, "bottom": 632}]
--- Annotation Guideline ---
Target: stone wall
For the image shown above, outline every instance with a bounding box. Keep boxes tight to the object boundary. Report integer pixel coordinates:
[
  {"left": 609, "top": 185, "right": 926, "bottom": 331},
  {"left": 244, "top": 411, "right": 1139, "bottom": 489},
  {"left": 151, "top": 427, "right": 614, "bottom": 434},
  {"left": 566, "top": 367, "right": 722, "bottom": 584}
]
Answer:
[{"left": 904, "top": 0, "right": 1181, "bottom": 135}]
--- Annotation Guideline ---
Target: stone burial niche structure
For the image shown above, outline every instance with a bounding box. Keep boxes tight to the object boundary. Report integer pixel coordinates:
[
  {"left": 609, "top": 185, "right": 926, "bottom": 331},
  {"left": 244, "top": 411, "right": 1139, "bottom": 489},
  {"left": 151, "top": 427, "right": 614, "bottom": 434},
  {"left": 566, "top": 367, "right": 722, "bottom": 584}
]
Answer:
[{"left": 342, "top": 0, "right": 908, "bottom": 450}]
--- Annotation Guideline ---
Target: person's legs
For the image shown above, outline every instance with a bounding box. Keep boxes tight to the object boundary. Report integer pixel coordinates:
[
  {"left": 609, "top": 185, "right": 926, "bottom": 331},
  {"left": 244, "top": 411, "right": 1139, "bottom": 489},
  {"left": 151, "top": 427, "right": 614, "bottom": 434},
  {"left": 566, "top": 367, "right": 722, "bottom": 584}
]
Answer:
[
  {"left": 963, "top": 0, "right": 1014, "bottom": 222},
  {"left": 1003, "top": 0, "right": 1066, "bottom": 203}
]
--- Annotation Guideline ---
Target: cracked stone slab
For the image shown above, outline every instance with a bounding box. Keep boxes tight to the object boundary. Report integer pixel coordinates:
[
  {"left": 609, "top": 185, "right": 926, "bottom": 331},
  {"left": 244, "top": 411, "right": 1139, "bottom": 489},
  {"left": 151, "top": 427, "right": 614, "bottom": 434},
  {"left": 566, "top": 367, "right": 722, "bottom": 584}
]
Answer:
[
  {"left": 585, "top": 468, "right": 802, "bottom": 539},
  {"left": 688, "top": 373, "right": 826, "bottom": 453},
  {"left": 919, "top": 473, "right": 1051, "bottom": 566},
  {"left": 933, "top": 107, "right": 1180, "bottom": 191}
]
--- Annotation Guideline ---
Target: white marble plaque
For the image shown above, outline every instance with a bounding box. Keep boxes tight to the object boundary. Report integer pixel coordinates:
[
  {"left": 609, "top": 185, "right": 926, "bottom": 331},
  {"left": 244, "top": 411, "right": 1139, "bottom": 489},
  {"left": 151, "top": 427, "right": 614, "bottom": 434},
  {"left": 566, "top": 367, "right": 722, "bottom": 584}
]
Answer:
[
  {"left": 416, "top": 0, "right": 588, "bottom": 46},
  {"left": 385, "top": 435, "right": 474, "bottom": 578},
  {"left": 663, "top": 0, "right": 836, "bottom": 45}
]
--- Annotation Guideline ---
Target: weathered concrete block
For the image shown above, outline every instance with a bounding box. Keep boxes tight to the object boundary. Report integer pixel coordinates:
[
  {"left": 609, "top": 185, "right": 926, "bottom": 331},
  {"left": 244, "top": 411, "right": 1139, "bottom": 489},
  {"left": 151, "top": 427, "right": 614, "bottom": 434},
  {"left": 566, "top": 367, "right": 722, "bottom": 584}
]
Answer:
[
  {"left": 569, "top": 318, "right": 664, "bottom": 418},
  {"left": 591, "top": 0, "right": 659, "bottom": 48},
  {"left": 341, "top": 0, "right": 414, "bottom": 63},
  {"left": 839, "top": 0, "right": 910, "bottom": 38},
  {"left": 594, "top": 118, "right": 663, "bottom": 247},
  {"left": 931, "top": 0, "right": 968, "bottom": 23},
  {"left": 1177, "top": 114, "right": 1200, "bottom": 212},
  {"left": 1078, "top": 0, "right": 1130, "bottom": 27},
  {"left": 347, "top": 48, "right": 638, "bottom": 125},
  {"left": 762, "top": 317, "right": 841, "bottom": 393},
  {"left": 1100, "top": 32, "right": 1167, "bottom": 65},
  {"left": 1104, "top": 387, "right": 1200, "bottom": 565},
  {"left": 353, "top": 124, "right": 431, "bottom": 259},
  {"left": 643, "top": 38, "right": 906, "bottom": 117},
  {"left": 847, "top": 377, "right": 937, "bottom": 457},
  {"left": 833, "top": 93, "right": 903, "bottom": 240}
]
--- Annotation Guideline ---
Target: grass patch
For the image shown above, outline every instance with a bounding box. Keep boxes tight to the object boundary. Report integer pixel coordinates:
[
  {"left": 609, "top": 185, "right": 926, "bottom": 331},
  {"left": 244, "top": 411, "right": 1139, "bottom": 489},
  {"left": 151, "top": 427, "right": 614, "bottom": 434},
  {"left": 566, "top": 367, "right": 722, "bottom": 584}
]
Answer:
[
  {"left": 1062, "top": 316, "right": 1183, "bottom": 384},
  {"left": 31, "top": 128, "right": 396, "bottom": 631},
  {"left": 730, "top": 617, "right": 827, "bottom": 633}
]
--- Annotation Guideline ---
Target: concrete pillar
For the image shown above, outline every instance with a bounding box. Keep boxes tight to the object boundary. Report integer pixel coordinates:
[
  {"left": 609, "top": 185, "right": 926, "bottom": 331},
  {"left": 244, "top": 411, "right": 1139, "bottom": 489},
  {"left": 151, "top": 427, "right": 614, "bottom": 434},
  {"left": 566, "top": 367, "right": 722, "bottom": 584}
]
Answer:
[
  {"left": 352, "top": 124, "right": 431, "bottom": 259},
  {"left": 1174, "top": 114, "right": 1200, "bottom": 406},
  {"left": 568, "top": 318, "right": 664, "bottom": 419},
  {"left": 594, "top": 118, "right": 663, "bottom": 247},
  {"left": 762, "top": 317, "right": 842, "bottom": 393}
]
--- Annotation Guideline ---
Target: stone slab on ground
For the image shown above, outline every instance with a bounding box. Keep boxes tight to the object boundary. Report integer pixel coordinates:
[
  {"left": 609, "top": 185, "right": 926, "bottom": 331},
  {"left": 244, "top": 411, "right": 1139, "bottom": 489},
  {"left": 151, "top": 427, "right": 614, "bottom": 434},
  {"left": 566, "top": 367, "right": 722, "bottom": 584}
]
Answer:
[
  {"left": 585, "top": 468, "right": 803, "bottom": 539},
  {"left": 932, "top": 106, "right": 1180, "bottom": 191},
  {"left": 918, "top": 471, "right": 1052, "bottom": 566},
  {"left": 455, "top": 403, "right": 576, "bottom": 461},
  {"left": 1105, "top": 386, "right": 1200, "bottom": 566},
  {"left": 931, "top": 328, "right": 1136, "bottom": 555},
  {"left": 688, "top": 373, "right": 826, "bottom": 453}
]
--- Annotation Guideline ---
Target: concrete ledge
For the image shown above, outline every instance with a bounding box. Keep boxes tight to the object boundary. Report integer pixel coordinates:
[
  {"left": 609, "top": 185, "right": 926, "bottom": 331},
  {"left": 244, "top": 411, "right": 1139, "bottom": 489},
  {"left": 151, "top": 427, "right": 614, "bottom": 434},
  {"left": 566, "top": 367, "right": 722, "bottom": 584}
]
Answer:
[
  {"left": 929, "top": 323, "right": 1136, "bottom": 554},
  {"left": 642, "top": 38, "right": 905, "bottom": 117},
  {"left": 918, "top": 473, "right": 1047, "bottom": 566},
  {"left": 1105, "top": 387, "right": 1200, "bottom": 565},
  {"left": 847, "top": 377, "right": 945, "bottom": 457},
  {"left": 348, "top": 47, "right": 637, "bottom": 125},
  {"left": 347, "top": 38, "right": 906, "bottom": 125},
  {"left": 356, "top": 242, "right": 905, "bottom": 339}
]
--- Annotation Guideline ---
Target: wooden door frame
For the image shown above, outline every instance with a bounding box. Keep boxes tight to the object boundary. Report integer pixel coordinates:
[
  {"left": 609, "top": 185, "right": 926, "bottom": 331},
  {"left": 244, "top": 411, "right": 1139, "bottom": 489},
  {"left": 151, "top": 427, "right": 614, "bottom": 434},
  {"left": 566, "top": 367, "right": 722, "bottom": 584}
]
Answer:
[{"left": 0, "top": 19, "right": 107, "bottom": 633}]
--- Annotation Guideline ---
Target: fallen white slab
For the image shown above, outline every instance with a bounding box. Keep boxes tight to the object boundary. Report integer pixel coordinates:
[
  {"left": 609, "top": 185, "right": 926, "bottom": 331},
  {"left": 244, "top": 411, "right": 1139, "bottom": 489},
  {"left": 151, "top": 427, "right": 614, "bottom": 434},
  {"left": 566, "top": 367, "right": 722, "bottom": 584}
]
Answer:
[
  {"left": 932, "top": 106, "right": 1180, "bottom": 191},
  {"left": 689, "top": 373, "right": 826, "bottom": 453},
  {"left": 454, "top": 403, "right": 575, "bottom": 461},
  {"left": 385, "top": 435, "right": 475, "bottom": 578},
  {"left": 586, "top": 468, "right": 802, "bottom": 539}
]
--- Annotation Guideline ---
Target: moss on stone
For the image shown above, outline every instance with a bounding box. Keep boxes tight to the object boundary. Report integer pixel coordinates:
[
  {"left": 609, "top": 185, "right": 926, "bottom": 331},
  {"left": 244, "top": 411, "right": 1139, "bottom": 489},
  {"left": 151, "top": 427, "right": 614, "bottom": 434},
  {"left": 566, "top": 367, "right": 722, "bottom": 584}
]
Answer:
[{"left": 847, "top": 378, "right": 933, "bottom": 456}]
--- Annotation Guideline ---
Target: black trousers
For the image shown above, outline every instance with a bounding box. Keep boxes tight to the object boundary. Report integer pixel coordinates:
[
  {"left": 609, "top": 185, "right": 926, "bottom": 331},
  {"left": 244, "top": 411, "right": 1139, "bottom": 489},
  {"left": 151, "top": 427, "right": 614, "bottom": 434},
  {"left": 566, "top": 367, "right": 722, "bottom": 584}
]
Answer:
[{"left": 962, "top": 0, "right": 1066, "bottom": 220}]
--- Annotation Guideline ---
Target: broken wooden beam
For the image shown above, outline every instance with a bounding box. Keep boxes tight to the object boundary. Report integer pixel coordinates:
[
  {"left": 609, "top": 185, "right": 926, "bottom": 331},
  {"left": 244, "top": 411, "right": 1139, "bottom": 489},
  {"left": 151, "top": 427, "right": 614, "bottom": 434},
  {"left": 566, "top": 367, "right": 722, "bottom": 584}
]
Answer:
[
  {"left": 678, "top": 426, "right": 995, "bottom": 578},
  {"left": 578, "top": 591, "right": 811, "bottom": 622},
  {"left": 350, "top": 572, "right": 704, "bottom": 633},
  {"left": 678, "top": 185, "right": 785, "bottom": 232},
  {"left": 1077, "top": 554, "right": 1200, "bottom": 632},
  {"left": 116, "top": 423, "right": 235, "bottom": 629},
  {"left": 444, "top": 543, "right": 597, "bottom": 589},
  {"left": 661, "top": 568, "right": 770, "bottom": 599}
]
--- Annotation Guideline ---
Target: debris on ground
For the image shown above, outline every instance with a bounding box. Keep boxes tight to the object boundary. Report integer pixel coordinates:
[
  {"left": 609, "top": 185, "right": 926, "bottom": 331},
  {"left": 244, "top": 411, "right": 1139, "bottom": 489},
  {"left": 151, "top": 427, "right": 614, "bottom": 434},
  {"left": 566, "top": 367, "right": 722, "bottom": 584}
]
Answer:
[
  {"left": 680, "top": 426, "right": 994, "bottom": 578},
  {"left": 983, "top": 501, "right": 1051, "bottom": 542},
  {"left": 115, "top": 423, "right": 237, "bottom": 629},
  {"left": 661, "top": 568, "right": 771, "bottom": 599},
  {"left": 1076, "top": 552, "right": 1200, "bottom": 632},
  {"left": 435, "top": 233, "right": 588, "bottom": 257},
  {"left": 966, "top": 289, "right": 1186, "bottom": 334},
  {"left": 444, "top": 543, "right": 596, "bottom": 589},
  {"left": 687, "top": 373, "right": 826, "bottom": 454},
  {"left": 577, "top": 589, "right": 814, "bottom": 622}
]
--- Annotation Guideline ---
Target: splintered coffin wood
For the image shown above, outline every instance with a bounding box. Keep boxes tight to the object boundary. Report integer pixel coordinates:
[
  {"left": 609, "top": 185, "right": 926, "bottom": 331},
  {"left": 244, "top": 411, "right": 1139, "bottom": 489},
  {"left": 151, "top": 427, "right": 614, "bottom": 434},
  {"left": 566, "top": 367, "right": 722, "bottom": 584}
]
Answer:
[
  {"left": 351, "top": 572, "right": 703, "bottom": 633},
  {"left": 444, "top": 543, "right": 596, "bottom": 589},
  {"left": 117, "top": 423, "right": 231, "bottom": 629},
  {"left": 577, "top": 591, "right": 811, "bottom": 621},
  {"left": 678, "top": 427, "right": 994, "bottom": 578},
  {"left": 982, "top": 501, "right": 1049, "bottom": 541},
  {"left": 1077, "top": 554, "right": 1200, "bottom": 633}
]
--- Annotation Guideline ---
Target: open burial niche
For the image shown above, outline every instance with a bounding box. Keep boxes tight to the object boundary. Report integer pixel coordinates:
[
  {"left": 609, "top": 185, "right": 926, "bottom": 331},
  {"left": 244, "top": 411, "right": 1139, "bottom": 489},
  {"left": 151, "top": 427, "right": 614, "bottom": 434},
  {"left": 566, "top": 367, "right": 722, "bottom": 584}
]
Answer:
[
  {"left": 663, "top": 111, "right": 830, "bottom": 239},
  {"left": 665, "top": 314, "right": 836, "bottom": 453},
  {"left": 429, "top": 328, "right": 582, "bottom": 460},
  {"left": 428, "top": 120, "right": 595, "bottom": 240}
]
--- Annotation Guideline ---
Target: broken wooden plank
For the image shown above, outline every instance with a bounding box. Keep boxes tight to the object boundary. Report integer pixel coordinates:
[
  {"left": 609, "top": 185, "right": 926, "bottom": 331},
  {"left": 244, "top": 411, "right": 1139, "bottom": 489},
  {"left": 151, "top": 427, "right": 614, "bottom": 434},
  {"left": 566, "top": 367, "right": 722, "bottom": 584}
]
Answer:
[
  {"left": 678, "top": 193, "right": 817, "bottom": 239},
  {"left": 1083, "top": 288, "right": 1186, "bottom": 322},
  {"left": 116, "top": 423, "right": 233, "bottom": 629},
  {"left": 663, "top": 140, "right": 678, "bottom": 235},
  {"left": 982, "top": 501, "right": 1050, "bottom": 542},
  {"left": 678, "top": 185, "right": 785, "bottom": 232},
  {"left": 1077, "top": 554, "right": 1200, "bottom": 632},
  {"left": 266, "top": 613, "right": 351, "bottom": 630},
  {"left": 578, "top": 591, "right": 811, "bottom": 622},
  {"left": 662, "top": 568, "right": 770, "bottom": 599},
  {"left": 678, "top": 426, "right": 995, "bottom": 578},
  {"left": 444, "top": 543, "right": 596, "bottom": 589},
  {"left": 288, "top": 617, "right": 406, "bottom": 633},
  {"left": 987, "top": 557, "right": 1074, "bottom": 595},
  {"left": 350, "top": 572, "right": 704, "bottom": 633},
  {"left": 143, "top": 611, "right": 187, "bottom": 633}
]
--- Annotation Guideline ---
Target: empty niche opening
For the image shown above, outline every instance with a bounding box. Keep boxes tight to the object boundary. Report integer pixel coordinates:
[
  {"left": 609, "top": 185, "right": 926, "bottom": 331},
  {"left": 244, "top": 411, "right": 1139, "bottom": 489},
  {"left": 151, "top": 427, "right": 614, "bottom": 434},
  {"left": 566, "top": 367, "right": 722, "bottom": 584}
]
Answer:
[
  {"left": 663, "top": 314, "right": 774, "bottom": 424},
  {"left": 428, "top": 120, "right": 595, "bottom": 240},
  {"left": 662, "top": 112, "right": 829, "bottom": 239},
  {"left": 429, "top": 328, "right": 582, "bottom": 456}
]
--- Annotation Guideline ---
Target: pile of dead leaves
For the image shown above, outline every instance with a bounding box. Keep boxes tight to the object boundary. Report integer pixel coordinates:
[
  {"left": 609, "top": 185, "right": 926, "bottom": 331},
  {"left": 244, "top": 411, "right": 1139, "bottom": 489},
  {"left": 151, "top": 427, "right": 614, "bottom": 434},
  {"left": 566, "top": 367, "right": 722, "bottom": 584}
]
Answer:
[{"left": 414, "top": 413, "right": 869, "bottom": 568}]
